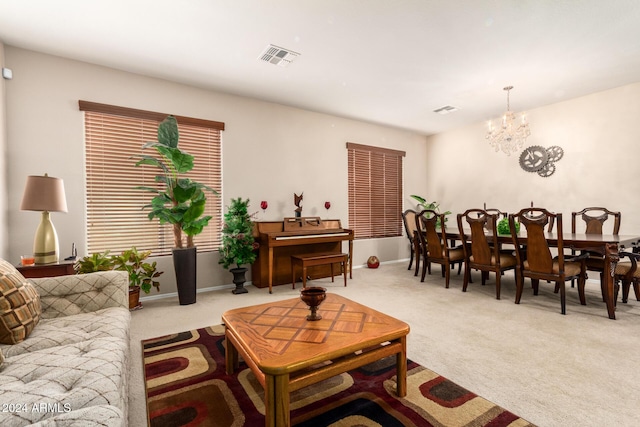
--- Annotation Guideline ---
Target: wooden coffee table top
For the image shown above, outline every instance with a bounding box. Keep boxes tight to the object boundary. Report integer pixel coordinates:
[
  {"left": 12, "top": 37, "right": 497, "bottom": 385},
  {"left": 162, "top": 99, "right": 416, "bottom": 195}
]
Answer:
[{"left": 222, "top": 293, "right": 410, "bottom": 375}]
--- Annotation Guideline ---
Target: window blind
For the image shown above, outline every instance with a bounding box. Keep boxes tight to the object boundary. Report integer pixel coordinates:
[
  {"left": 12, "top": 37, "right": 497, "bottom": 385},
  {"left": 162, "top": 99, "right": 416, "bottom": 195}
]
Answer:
[
  {"left": 80, "top": 101, "right": 223, "bottom": 256},
  {"left": 347, "top": 142, "right": 405, "bottom": 239}
]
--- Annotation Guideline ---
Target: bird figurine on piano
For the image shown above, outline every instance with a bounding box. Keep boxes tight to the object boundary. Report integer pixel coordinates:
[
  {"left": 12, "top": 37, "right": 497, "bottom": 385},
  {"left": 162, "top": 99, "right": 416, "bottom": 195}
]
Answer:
[{"left": 294, "top": 192, "right": 303, "bottom": 217}]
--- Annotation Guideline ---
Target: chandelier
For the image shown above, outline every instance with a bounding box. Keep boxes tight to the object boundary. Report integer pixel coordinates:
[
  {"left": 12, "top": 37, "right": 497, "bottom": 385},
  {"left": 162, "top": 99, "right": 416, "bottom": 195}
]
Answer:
[{"left": 486, "top": 86, "right": 531, "bottom": 155}]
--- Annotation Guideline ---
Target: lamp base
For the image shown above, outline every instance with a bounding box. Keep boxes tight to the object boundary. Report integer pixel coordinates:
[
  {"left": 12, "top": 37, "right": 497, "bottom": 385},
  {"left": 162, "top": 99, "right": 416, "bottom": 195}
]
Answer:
[{"left": 33, "top": 211, "right": 60, "bottom": 265}]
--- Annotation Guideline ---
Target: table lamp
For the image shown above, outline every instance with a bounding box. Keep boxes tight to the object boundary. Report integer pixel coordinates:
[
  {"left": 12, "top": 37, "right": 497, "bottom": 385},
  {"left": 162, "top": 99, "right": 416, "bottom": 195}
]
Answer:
[{"left": 20, "top": 174, "right": 68, "bottom": 264}]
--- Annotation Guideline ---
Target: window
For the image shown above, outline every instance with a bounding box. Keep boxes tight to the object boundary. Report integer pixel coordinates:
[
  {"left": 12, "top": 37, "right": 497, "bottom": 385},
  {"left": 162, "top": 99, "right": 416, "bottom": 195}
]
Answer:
[
  {"left": 79, "top": 101, "right": 224, "bottom": 256},
  {"left": 347, "top": 142, "right": 405, "bottom": 239}
]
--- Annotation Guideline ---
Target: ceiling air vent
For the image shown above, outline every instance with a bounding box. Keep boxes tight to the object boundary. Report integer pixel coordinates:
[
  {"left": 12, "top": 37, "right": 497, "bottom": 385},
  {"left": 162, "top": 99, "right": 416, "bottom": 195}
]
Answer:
[
  {"left": 433, "top": 105, "right": 459, "bottom": 115},
  {"left": 258, "top": 44, "right": 300, "bottom": 67}
]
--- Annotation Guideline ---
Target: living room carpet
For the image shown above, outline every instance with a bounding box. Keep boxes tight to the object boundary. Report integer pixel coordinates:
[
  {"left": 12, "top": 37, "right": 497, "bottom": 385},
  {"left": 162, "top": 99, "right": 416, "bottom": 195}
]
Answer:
[{"left": 142, "top": 325, "right": 534, "bottom": 427}]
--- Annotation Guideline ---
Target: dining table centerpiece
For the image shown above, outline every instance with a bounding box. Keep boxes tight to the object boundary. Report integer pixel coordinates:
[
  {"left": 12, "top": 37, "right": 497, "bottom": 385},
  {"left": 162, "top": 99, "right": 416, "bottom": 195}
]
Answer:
[{"left": 497, "top": 217, "right": 520, "bottom": 235}]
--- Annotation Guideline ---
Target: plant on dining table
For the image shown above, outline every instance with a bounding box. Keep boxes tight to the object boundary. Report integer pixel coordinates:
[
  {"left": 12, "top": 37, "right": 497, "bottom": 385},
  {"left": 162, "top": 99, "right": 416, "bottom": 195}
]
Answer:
[{"left": 497, "top": 217, "right": 521, "bottom": 235}]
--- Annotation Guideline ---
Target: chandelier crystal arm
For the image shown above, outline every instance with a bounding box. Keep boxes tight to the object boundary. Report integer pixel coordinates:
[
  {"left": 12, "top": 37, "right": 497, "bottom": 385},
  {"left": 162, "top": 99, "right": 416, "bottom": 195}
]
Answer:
[{"left": 486, "top": 85, "right": 530, "bottom": 156}]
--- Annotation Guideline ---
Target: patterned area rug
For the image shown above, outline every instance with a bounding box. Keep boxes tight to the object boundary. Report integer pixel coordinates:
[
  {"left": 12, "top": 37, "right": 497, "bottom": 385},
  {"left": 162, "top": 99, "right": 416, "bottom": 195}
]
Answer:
[{"left": 142, "top": 325, "right": 534, "bottom": 427}]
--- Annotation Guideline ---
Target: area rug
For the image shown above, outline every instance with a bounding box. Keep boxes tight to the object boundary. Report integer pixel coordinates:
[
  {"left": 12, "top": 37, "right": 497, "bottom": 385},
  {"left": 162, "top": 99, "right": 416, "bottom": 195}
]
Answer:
[{"left": 142, "top": 325, "right": 534, "bottom": 427}]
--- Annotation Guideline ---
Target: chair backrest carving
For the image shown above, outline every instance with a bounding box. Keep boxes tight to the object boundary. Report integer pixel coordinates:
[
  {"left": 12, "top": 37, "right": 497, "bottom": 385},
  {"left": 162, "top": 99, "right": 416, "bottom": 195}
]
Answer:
[
  {"left": 458, "top": 209, "right": 497, "bottom": 265},
  {"left": 510, "top": 208, "right": 564, "bottom": 274},
  {"left": 416, "top": 209, "right": 446, "bottom": 260},
  {"left": 571, "top": 207, "right": 621, "bottom": 235},
  {"left": 402, "top": 209, "right": 418, "bottom": 243},
  {"left": 481, "top": 208, "right": 506, "bottom": 232}
]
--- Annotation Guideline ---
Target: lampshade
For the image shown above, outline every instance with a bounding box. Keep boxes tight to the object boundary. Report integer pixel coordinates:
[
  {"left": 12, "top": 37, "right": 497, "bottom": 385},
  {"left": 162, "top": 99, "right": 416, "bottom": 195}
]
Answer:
[
  {"left": 20, "top": 174, "right": 68, "bottom": 212},
  {"left": 20, "top": 174, "right": 68, "bottom": 264}
]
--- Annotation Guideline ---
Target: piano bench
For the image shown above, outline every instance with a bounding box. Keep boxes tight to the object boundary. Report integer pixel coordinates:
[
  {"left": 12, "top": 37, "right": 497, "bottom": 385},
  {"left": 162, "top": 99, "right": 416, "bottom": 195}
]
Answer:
[{"left": 291, "top": 252, "right": 349, "bottom": 289}]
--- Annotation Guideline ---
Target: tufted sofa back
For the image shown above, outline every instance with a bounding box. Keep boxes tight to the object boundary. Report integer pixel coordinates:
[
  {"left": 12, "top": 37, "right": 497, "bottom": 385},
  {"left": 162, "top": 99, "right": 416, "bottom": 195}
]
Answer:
[{"left": 30, "top": 270, "right": 128, "bottom": 319}]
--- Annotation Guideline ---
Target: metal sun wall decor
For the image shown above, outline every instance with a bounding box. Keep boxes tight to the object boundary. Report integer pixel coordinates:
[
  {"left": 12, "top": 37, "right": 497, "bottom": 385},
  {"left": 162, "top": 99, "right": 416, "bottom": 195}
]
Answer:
[{"left": 519, "top": 145, "right": 564, "bottom": 177}]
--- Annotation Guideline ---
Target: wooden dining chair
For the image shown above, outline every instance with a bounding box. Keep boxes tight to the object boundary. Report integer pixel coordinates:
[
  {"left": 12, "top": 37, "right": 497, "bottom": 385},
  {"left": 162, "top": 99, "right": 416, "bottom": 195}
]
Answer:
[
  {"left": 457, "top": 209, "right": 517, "bottom": 299},
  {"left": 571, "top": 207, "right": 621, "bottom": 293},
  {"left": 614, "top": 251, "right": 640, "bottom": 304},
  {"left": 415, "top": 209, "right": 464, "bottom": 287},
  {"left": 481, "top": 203, "right": 507, "bottom": 232},
  {"left": 509, "top": 208, "right": 588, "bottom": 315},
  {"left": 402, "top": 209, "right": 420, "bottom": 275}
]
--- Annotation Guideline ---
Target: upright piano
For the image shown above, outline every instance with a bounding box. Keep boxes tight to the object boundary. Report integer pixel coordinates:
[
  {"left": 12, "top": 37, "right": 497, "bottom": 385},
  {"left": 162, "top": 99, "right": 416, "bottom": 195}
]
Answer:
[{"left": 252, "top": 217, "right": 354, "bottom": 293}]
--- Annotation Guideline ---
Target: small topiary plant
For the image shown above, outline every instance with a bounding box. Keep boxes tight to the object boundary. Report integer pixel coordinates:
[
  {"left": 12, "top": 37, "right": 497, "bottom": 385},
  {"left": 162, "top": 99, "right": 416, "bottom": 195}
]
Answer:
[{"left": 497, "top": 217, "right": 520, "bottom": 235}]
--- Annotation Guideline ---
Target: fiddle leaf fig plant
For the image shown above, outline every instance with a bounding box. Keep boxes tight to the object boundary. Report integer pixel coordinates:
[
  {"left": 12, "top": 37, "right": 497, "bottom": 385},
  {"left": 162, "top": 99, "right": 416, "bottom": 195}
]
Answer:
[{"left": 134, "top": 115, "right": 218, "bottom": 248}]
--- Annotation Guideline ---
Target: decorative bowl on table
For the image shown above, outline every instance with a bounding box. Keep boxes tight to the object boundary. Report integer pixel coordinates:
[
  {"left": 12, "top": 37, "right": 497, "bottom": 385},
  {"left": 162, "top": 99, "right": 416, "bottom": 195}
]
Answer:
[{"left": 300, "top": 287, "right": 327, "bottom": 321}]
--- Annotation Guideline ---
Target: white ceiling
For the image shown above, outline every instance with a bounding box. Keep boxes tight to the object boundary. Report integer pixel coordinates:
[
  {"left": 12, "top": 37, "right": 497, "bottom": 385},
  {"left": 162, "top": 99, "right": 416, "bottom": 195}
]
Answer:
[{"left": 1, "top": 0, "right": 640, "bottom": 136}]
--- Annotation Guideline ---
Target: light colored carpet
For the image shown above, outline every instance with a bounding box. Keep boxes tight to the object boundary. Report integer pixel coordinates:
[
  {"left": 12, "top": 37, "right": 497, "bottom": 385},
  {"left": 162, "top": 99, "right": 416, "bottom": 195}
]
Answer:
[{"left": 129, "top": 261, "right": 640, "bottom": 426}]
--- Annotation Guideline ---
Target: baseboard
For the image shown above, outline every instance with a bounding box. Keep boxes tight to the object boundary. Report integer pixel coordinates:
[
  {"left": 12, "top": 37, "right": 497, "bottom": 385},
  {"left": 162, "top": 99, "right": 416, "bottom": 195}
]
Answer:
[
  {"left": 140, "top": 260, "right": 408, "bottom": 303},
  {"left": 140, "top": 282, "right": 236, "bottom": 303}
]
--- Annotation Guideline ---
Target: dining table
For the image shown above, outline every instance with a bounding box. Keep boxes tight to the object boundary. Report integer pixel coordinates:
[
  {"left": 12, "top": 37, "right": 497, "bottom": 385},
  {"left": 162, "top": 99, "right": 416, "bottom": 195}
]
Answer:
[{"left": 420, "top": 226, "right": 640, "bottom": 319}]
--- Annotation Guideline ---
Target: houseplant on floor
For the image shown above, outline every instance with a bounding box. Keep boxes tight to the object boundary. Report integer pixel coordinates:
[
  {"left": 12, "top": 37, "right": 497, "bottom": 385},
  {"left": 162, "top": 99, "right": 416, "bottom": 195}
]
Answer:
[
  {"left": 219, "top": 198, "right": 257, "bottom": 294},
  {"left": 113, "top": 247, "right": 163, "bottom": 309},
  {"left": 74, "top": 247, "right": 163, "bottom": 309},
  {"left": 135, "top": 115, "right": 217, "bottom": 305}
]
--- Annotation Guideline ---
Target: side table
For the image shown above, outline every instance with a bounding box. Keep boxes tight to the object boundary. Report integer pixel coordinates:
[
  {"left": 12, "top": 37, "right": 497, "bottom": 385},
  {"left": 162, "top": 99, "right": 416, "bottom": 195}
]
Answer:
[{"left": 17, "top": 261, "right": 76, "bottom": 278}]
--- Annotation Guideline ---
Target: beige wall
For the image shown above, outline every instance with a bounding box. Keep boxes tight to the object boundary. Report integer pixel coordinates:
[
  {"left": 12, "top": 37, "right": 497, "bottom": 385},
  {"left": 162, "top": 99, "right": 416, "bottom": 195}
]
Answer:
[
  {"left": 425, "top": 82, "right": 640, "bottom": 235},
  {"left": 3, "top": 47, "right": 428, "bottom": 296},
  {"left": 0, "top": 42, "right": 7, "bottom": 258}
]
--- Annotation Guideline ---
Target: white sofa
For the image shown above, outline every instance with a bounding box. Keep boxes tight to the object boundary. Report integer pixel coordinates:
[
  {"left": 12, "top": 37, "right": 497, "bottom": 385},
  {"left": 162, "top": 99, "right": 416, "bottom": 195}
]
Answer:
[{"left": 0, "top": 263, "right": 130, "bottom": 427}]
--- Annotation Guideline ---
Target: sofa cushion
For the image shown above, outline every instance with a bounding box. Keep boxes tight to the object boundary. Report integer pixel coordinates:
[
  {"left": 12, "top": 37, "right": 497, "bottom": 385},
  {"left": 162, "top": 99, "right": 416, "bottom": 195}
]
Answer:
[
  {"left": 0, "top": 306, "right": 129, "bottom": 358},
  {"left": 0, "top": 336, "right": 128, "bottom": 426},
  {"left": 0, "top": 259, "right": 42, "bottom": 344}
]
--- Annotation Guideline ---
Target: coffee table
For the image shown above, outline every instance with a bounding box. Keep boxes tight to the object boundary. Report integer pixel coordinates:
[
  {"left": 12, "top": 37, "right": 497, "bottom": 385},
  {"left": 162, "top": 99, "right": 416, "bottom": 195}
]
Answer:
[{"left": 222, "top": 293, "right": 410, "bottom": 427}]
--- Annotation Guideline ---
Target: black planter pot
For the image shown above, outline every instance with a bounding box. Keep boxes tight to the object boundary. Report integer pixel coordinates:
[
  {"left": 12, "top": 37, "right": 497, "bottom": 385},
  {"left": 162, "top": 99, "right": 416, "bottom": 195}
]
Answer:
[
  {"left": 173, "top": 247, "right": 197, "bottom": 305},
  {"left": 230, "top": 267, "right": 249, "bottom": 294}
]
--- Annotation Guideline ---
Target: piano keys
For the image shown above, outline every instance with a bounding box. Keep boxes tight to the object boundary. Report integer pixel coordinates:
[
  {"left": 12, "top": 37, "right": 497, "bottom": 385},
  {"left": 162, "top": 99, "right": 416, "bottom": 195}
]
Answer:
[{"left": 252, "top": 217, "right": 354, "bottom": 293}]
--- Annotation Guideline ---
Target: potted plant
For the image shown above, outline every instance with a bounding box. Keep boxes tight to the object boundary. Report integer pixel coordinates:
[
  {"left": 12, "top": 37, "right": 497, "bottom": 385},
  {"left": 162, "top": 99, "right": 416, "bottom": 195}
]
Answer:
[
  {"left": 113, "top": 247, "right": 163, "bottom": 309},
  {"left": 410, "top": 194, "right": 451, "bottom": 227},
  {"left": 135, "top": 115, "right": 217, "bottom": 305},
  {"left": 74, "top": 248, "right": 163, "bottom": 310},
  {"left": 219, "top": 198, "right": 257, "bottom": 294},
  {"left": 497, "top": 217, "right": 521, "bottom": 235},
  {"left": 74, "top": 250, "right": 115, "bottom": 273}
]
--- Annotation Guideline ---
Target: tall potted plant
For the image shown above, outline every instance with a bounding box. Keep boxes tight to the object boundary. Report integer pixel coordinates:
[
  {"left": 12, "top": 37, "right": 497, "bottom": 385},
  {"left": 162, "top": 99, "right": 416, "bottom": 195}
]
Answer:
[
  {"left": 219, "top": 198, "right": 257, "bottom": 294},
  {"left": 135, "top": 115, "right": 217, "bottom": 305}
]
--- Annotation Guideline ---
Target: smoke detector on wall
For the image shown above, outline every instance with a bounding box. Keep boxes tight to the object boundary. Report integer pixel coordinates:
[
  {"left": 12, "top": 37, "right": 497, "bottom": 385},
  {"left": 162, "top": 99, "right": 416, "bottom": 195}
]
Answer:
[{"left": 258, "top": 44, "right": 300, "bottom": 67}]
